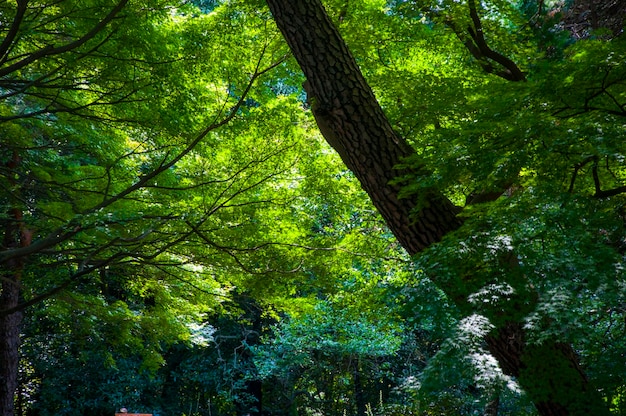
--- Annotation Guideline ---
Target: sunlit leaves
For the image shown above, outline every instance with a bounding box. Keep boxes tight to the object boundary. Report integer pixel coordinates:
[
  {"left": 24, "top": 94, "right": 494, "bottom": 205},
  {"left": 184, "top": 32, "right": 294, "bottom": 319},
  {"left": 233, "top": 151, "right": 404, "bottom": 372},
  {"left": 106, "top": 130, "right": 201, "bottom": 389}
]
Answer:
[{"left": 7, "top": 0, "right": 626, "bottom": 414}]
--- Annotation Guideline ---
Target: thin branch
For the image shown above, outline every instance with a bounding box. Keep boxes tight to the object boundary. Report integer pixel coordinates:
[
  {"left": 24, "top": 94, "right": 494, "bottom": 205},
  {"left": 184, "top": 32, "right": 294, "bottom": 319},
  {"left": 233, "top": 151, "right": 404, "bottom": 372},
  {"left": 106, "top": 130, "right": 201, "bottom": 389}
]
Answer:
[
  {"left": 151, "top": 263, "right": 230, "bottom": 300},
  {"left": 0, "top": 53, "right": 284, "bottom": 265},
  {"left": 0, "top": 252, "right": 126, "bottom": 317},
  {"left": 554, "top": 70, "right": 626, "bottom": 118},
  {"left": 0, "top": 29, "right": 117, "bottom": 102},
  {"left": 189, "top": 221, "right": 304, "bottom": 275},
  {"left": 568, "top": 155, "right": 595, "bottom": 193},
  {"left": 1, "top": 220, "right": 204, "bottom": 316},
  {"left": 0, "top": 0, "right": 129, "bottom": 78}
]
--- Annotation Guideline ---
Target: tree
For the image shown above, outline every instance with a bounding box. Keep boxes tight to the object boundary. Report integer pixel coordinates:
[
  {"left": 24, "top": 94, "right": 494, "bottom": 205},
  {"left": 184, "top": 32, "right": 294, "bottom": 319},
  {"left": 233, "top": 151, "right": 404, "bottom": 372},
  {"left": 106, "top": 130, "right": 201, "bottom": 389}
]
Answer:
[
  {"left": 264, "top": 0, "right": 625, "bottom": 414},
  {"left": 3, "top": 1, "right": 625, "bottom": 415},
  {"left": 255, "top": 301, "right": 403, "bottom": 416},
  {"left": 3, "top": 2, "right": 401, "bottom": 414},
  {"left": 0, "top": 1, "right": 298, "bottom": 414}
]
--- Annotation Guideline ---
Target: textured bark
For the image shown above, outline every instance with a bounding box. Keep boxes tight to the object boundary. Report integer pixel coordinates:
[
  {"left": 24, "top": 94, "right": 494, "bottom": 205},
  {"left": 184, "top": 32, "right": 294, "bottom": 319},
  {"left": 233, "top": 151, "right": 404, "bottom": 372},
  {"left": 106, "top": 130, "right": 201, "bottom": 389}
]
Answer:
[
  {"left": 266, "top": 1, "right": 462, "bottom": 254},
  {"left": 265, "top": 1, "right": 611, "bottom": 415}
]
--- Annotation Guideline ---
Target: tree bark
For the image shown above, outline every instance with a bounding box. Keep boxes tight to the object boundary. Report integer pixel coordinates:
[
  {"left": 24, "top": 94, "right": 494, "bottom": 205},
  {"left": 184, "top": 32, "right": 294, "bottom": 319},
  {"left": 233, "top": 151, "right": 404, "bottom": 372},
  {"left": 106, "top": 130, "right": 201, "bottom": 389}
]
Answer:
[
  {"left": 0, "top": 153, "right": 29, "bottom": 416},
  {"left": 0, "top": 262, "right": 22, "bottom": 416},
  {"left": 264, "top": 1, "right": 611, "bottom": 415},
  {"left": 266, "top": 1, "right": 462, "bottom": 254}
]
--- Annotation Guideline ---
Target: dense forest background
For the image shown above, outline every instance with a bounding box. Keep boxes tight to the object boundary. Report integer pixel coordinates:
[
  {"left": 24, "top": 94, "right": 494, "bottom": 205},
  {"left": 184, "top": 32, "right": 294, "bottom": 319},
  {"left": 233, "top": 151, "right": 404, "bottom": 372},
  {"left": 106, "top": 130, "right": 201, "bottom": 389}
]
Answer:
[{"left": 1, "top": 0, "right": 625, "bottom": 415}]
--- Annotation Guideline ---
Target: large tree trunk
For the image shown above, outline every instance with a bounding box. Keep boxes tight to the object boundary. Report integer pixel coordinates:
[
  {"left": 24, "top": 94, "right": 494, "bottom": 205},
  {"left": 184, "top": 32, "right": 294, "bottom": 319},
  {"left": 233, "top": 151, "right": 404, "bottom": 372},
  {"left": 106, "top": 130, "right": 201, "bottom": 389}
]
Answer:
[
  {"left": 264, "top": 1, "right": 611, "bottom": 415},
  {"left": 268, "top": 3, "right": 461, "bottom": 253}
]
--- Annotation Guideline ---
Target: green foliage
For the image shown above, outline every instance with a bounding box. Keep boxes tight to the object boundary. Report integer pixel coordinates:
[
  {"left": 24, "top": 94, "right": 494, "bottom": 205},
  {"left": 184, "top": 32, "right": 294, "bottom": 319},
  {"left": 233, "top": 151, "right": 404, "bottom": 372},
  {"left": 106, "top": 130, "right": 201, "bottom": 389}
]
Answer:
[
  {"left": 256, "top": 301, "right": 402, "bottom": 375},
  {"left": 313, "top": 0, "right": 626, "bottom": 412},
  {"left": 253, "top": 301, "right": 403, "bottom": 415},
  {"left": 374, "top": 2, "right": 626, "bottom": 412},
  {"left": 4, "top": 0, "right": 626, "bottom": 415}
]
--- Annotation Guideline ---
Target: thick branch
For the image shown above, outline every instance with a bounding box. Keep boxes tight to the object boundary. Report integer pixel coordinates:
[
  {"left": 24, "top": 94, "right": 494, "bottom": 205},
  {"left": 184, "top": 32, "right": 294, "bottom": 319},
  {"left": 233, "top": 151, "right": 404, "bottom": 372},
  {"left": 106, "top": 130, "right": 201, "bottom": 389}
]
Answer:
[
  {"left": 591, "top": 158, "right": 626, "bottom": 197},
  {"left": 265, "top": 1, "right": 610, "bottom": 414},
  {"left": 466, "top": 0, "right": 525, "bottom": 81},
  {"left": 0, "top": 0, "right": 29, "bottom": 65},
  {"left": 569, "top": 156, "right": 595, "bottom": 193},
  {"left": 445, "top": 0, "right": 525, "bottom": 81}
]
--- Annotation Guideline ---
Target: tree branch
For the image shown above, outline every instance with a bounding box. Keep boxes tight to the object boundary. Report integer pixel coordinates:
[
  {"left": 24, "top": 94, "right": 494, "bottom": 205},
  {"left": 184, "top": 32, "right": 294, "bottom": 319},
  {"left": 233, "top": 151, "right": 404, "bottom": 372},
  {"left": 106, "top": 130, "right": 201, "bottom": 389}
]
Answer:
[
  {"left": 0, "top": 53, "right": 284, "bottom": 265},
  {"left": 446, "top": 0, "right": 525, "bottom": 81},
  {"left": 0, "top": 0, "right": 29, "bottom": 65},
  {"left": 568, "top": 156, "right": 596, "bottom": 194},
  {"left": 0, "top": 0, "right": 129, "bottom": 78},
  {"left": 467, "top": 0, "right": 525, "bottom": 81}
]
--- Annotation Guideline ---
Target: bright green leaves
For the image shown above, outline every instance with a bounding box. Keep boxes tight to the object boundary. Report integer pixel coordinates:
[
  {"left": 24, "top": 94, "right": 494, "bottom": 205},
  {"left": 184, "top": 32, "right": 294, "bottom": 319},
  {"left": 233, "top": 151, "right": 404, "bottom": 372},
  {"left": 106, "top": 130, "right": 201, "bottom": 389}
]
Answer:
[
  {"left": 2, "top": 8, "right": 336, "bottom": 414},
  {"left": 415, "top": 183, "right": 625, "bottom": 410},
  {"left": 416, "top": 313, "right": 536, "bottom": 415},
  {"left": 5, "top": 0, "right": 625, "bottom": 414},
  {"left": 334, "top": 2, "right": 626, "bottom": 410}
]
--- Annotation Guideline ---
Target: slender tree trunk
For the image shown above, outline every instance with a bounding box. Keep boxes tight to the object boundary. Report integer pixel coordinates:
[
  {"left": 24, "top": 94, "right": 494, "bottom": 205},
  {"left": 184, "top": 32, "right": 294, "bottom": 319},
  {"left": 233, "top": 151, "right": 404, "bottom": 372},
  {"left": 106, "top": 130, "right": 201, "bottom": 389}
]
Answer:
[
  {"left": 352, "top": 359, "right": 366, "bottom": 416},
  {"left": 0, "top": 264, "right": 22, "bottom": 416},
  {"left": 1, "top": 153, "right": 30, "bottom": 416},
  {"left": 484, "top": 392, "right": 499, "bottom": 416},
  {"left": 264, "top": 1, "right": 611, "bottom": 414}
]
